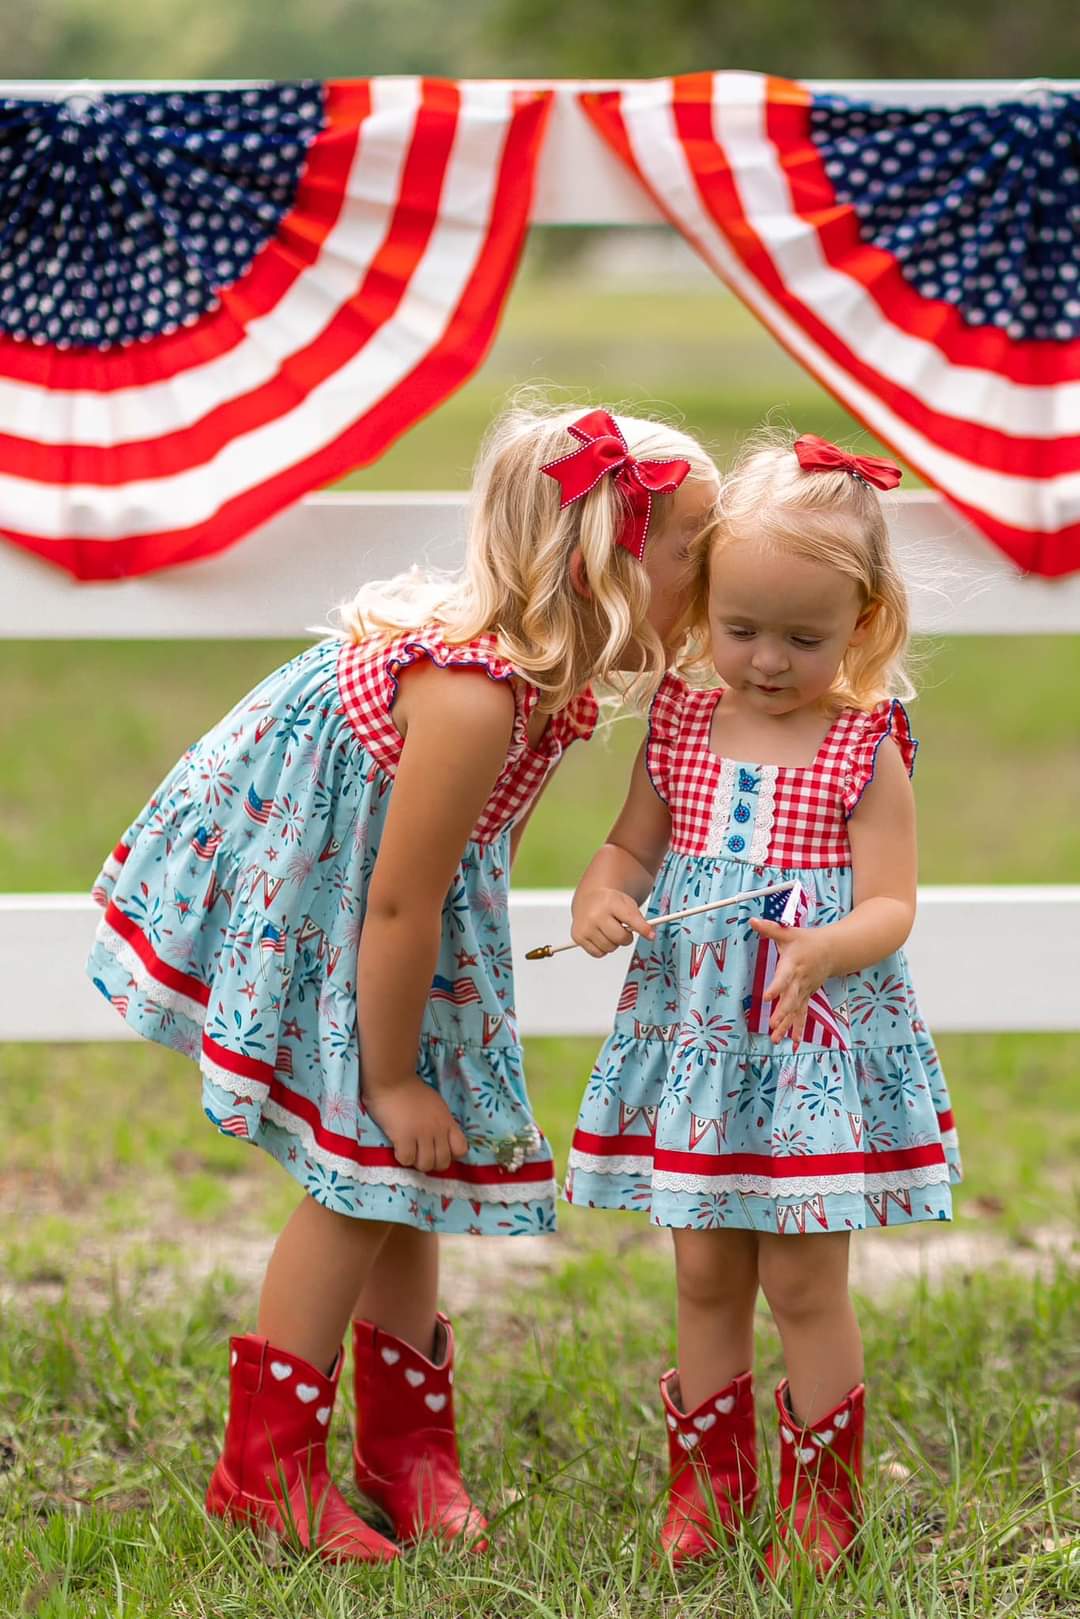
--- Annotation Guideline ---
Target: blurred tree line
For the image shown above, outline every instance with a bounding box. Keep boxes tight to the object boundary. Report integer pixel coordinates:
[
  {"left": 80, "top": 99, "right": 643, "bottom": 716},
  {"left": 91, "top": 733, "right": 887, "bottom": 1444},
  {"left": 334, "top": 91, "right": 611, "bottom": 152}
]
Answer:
[{"left": 3, "top": 0, "right": 1074, "bottom": 82}]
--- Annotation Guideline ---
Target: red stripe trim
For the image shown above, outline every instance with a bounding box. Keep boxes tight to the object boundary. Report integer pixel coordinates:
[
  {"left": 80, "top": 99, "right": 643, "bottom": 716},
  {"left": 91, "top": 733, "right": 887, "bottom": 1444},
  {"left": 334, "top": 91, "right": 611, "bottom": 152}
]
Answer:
[
  {"left": 104, "top": 900, "right": 210, "bottom": 1006},
  {"left": 205, "top": 1049, "right": 553, "bottom": 1185},
  {"left": 0, "top": 86, "right": 361, "bottom": 390},
  {"left": 102, "top": 900, "right": 552, "bottom": 1188},
  {"left": 571, "top": 1127, "right": 948, "bottom": 1175},
  {"left": 3, "top": 88, "right": 551, "bottom": 580},
  {"left": 112, "top": 841, "right": 131, "bottom": 865}
]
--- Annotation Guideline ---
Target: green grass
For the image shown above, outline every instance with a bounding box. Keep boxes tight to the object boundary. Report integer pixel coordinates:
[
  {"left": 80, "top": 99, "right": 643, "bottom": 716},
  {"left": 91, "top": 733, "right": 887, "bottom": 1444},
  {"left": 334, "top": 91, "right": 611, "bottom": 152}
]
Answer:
[{"left": 2, "top": 1263, "right": 1077, "bottom": 1616}]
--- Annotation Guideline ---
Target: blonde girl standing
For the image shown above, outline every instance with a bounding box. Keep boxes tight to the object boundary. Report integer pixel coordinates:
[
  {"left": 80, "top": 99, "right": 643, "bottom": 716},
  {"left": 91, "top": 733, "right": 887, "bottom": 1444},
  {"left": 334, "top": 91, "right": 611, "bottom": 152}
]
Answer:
[{"left": 566, "top": 432, "right": 961, "bottom": 1578}]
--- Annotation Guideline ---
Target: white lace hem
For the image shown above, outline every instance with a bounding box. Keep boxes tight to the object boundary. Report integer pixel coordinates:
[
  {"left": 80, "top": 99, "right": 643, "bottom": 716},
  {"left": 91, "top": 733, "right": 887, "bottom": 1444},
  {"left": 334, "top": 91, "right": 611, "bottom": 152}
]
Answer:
[
  {"left": 257, "top": 1098, "right": 555, "bottom": 1204},
  {"left": 567, "top": 1148, "right": 950, "bottom": 1198},
  {"left": 95, "top": 919, "right": 208, "bottom": 1025}
]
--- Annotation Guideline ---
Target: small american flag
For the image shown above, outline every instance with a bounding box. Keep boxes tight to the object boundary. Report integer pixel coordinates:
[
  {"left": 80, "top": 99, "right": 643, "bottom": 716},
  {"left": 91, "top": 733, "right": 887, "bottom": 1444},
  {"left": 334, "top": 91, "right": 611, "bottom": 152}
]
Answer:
[
  {"left": 191, "top": 824, "right": 224, "bottom": 861},
  {"left": 431, "top": 975, "right": 482, "bottom": 1007},
  {"left": 243, "top": 784, "right": 275, "bottom": 825},
  {"left": 746, "top": 882, "right": 850, "bottom": 1050},
  {"left": 259, "top": 923, "right": 286, "bottom": 955},
  {"left": 617, "top": 980, "right": 640, "bottom": 1012},
  {"left": 216, "top": 1113, "right": 250, "bottom": 1139}
]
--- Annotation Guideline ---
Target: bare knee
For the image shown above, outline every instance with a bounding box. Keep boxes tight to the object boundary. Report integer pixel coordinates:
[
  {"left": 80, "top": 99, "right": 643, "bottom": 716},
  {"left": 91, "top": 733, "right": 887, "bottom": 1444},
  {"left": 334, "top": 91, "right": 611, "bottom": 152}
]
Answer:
[
  {"left": 757, "top": 1234, "right": 849, "bottom": 1323},
  {"left": 673, "top": 1229, "right": 758, "bottom": 1312}
]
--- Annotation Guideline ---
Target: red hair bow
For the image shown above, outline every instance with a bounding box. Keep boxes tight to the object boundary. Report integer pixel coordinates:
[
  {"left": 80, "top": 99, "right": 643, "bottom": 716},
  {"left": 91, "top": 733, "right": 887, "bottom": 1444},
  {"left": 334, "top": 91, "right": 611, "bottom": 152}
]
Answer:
[
  {"left": 540, "top": 409, "right": 691, "bottom": 562},
  {"left": 793, "top": 434, "right": 902, "bottom": 491}
]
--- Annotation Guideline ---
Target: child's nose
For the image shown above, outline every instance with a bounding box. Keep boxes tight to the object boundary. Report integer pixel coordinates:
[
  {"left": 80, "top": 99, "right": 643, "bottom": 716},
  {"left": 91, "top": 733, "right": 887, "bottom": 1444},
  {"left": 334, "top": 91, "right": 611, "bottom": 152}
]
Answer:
[{"left": 752, "top": 643, "right": 789, "bottom": 676}]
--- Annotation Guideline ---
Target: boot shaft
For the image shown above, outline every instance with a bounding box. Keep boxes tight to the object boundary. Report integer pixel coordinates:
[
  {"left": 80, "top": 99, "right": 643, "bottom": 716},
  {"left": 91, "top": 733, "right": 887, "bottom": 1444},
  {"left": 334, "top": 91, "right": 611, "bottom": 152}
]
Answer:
[{"left": 222, "top": 1333, "right": 339, "bottom": 1495}]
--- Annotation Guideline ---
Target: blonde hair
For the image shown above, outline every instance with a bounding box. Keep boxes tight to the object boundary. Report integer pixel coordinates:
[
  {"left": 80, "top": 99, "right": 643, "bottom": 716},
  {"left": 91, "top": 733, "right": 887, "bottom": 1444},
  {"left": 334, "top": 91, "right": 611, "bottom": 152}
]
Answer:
[
  {"left": 334, "top": 398, "right": 717, "bottom": 711},
  {"left": 691, "top": 428, "right": 914, "bottom": 709}
]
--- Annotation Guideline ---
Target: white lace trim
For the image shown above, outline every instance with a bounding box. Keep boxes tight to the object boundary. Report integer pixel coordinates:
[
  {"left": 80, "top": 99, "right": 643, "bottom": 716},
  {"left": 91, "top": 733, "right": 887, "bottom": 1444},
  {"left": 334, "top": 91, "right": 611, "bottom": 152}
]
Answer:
[
  {"left": 747, "top": 764, "right": 779, "bottom": 865},
  {"left": 566, "top": 1148, "right": 950, "bottom": 1198},
  {"left": 651, "top": 1164, "right": 951, "bottom": 1196},
  {"left": 705, "top": 756, "right": 737, "bottom": 857},
  {"left": 95, "top": 920, "right": 208, "bottom": 1025},
  {"left": 198, "top": 1081, "right": 554, "bottom": 1205}
]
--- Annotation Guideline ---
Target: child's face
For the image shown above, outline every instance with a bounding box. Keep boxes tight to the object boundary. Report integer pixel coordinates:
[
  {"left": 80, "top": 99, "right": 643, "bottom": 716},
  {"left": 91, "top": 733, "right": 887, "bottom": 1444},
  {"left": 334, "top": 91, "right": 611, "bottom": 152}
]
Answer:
[
  {"left": 643, "top": 473, "right": 719, "bottom": 648},
  {"left": 707, "top": 536, "right": 871, "bottom": 713}
]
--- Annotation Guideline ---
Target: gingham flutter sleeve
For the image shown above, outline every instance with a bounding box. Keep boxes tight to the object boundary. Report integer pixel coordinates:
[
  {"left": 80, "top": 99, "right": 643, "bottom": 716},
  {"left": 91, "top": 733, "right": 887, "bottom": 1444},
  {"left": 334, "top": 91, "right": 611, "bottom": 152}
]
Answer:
[
  {"left": 841, "top": 698, "right": 919, "bottom": 818},
  {"left": 644, "top": 672, "right": 690, "bottom": 804}
]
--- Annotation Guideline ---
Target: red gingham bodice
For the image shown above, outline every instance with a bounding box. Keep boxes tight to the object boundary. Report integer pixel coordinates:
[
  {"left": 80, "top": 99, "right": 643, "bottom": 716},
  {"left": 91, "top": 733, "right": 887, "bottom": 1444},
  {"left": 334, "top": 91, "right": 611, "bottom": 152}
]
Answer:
[
  {"left": 335, "top": 627, "right": 598, "bottom": 844},
  {"left": 646, "top": 673, "right": 916, "bottom": 868}
]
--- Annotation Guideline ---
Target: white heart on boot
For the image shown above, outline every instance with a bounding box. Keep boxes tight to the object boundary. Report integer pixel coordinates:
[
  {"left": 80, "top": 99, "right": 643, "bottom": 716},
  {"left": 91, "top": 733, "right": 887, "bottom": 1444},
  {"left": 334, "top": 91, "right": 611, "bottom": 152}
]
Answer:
[
  {"left": 269, "top": 1360, "right": 292, "bottom": 1381},
  {"left": 677, "top": 1432, "right": 700, "bottom": 1451},
  {"left": 666, "top": 1414, "right": 678, "bottom": 1431},
  {"left": 404, "top": 1367, "right": 426, "bottom": 1388},
  {"left": 424, "top": 1392, "right": 447, "bottom": 1412},
  {"left": 780, "top": 1426, "right": 794, "bottom": 1444},
  {"left": 380, "top": 1346, "right": 401, "bottom": 1365},
  {"left": 715, "top": 1395, "right": 735, "bottom": 1414},
  {"left": 315, "top": 1405, "right": 331, "bottom": 1426},
  {"left": 693, "top": 1413, "right": 716, "bottom": 1432},
  {"left": 834, "top": 1410, "right": 850, "bottom": 1429},
  {"left": 798, "top": 1444, "right": 818, "bottom": 1464},
  {"left": 295, "top": 1383, "right": 319, "bottom": 1404},
  {"left": 817, "top": 1427, "right": 835, "bottom": 1445}
]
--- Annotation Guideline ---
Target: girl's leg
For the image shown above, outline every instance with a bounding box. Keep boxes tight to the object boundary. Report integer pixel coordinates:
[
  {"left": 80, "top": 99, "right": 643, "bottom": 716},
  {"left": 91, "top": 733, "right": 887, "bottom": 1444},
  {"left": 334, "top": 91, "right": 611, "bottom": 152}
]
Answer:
[
  {"left": 756, "top": 1230, "right": 862, "bottom": 1423},
  {"left": 671, "top": 1227, "right": 760, "bottom": 1407},
  {"left": 353, "top": 1223, "right": 439, "bottom": 1354},
  {"left": 257, "top": 1193, "right": 391, "bottom": 1371}
]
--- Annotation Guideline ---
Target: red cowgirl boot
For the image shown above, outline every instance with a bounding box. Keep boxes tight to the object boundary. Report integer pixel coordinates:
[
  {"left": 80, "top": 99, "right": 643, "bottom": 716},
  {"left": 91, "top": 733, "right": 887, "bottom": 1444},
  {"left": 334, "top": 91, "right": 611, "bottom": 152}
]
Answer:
[
  {"left": 205, "top": 1333, "right": 398, "bottom": 1563},
  {"left": 765, "top": 1378, "right": 865, "bottom": 1578},
  {"left": 352, "top": 1312, "right": 488, "bottom": 1548},
  {"left": 659, "top": 1368, "right": 758, "bottom": 1564}
]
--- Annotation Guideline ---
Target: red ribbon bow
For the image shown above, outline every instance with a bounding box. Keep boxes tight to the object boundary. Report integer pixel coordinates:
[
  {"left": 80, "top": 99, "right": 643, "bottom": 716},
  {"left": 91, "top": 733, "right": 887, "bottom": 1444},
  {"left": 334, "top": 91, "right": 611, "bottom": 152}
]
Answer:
[
  {"left": 540, "top": 409, "right": 691, "bottom": 561},
  {"left": 793, "top": 434, "right": 903, "bottom": 491}
]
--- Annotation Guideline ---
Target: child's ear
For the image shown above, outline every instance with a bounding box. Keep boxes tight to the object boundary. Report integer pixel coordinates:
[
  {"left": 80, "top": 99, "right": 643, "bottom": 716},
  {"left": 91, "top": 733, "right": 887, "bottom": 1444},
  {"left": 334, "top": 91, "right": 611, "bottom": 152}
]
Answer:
[
  {"left": 848, "top": 600, "right": 880, "bottom": 647},
  {"left": 568, "top": 547, "right": 592, "bottom": 600}
]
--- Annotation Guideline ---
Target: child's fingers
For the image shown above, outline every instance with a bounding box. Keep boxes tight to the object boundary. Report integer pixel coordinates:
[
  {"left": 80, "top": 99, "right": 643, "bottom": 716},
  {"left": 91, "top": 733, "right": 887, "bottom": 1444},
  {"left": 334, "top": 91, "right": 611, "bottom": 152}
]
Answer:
[
  {"left": 749, "top": 917, "right": 788, "bottom": 942},
  {"left": 393, "top": 1132, "right": 419, "bottom": 1168},
  {"left": 612, "top": 898, "right": 656, "bottom": 942},
  {"left": 449, "top": 1122, "right": 470, "bottom": 1160}
]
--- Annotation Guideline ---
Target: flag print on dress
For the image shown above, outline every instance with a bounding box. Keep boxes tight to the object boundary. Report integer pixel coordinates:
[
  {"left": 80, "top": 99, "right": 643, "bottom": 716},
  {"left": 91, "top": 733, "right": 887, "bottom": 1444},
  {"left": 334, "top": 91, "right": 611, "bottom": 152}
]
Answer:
[
  {"left": 566, "top": 672, "right": 961, "bottom": 1234},
  {"left": 87, "top": 626, "right": 597, "bottom": 1234},
  {"left": 0, "top": 80, "right": 552, "bottom": 579},
  {"left": 581, "top": 74, "right": 1080, "bottom": 577}
]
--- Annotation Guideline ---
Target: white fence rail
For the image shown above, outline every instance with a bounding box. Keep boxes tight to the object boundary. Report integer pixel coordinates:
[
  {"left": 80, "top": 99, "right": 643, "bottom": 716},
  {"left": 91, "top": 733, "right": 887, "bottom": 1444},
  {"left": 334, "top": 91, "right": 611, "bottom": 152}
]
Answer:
[{"left": 3, "top": 490, "right": 1079, "bottom": 1040}]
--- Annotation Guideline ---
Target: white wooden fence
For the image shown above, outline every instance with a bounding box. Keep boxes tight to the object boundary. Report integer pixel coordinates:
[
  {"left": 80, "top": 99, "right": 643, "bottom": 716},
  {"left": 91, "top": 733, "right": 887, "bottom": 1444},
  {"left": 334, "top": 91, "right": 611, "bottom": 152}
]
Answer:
[{"left": 1, "top": 81, "right": 1078, "bottom": 1042}]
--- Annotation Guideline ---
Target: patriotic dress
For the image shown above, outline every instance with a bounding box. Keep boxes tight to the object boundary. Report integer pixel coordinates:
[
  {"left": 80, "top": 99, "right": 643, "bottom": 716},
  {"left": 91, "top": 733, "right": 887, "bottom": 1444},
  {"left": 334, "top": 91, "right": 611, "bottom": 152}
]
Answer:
[
  {"left": 87, "top": 627, "right": 597, "bottom": 1235},
  {"left": 566, "top": 673, "right": 962, "bottom": 1235}
]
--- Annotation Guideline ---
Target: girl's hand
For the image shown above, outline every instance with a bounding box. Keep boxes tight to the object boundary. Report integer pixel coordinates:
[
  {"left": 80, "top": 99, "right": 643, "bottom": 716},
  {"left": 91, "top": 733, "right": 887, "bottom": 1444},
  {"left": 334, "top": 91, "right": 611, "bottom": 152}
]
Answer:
[
  {"left": 362, "top": 1076, "right": 469, "bottom": 1173},
  {"left": 571, "top": 888, "right": 656, "bottom": 958},
  {"left": 748, "top": 919, "right": 832, "bottom": 1046}
]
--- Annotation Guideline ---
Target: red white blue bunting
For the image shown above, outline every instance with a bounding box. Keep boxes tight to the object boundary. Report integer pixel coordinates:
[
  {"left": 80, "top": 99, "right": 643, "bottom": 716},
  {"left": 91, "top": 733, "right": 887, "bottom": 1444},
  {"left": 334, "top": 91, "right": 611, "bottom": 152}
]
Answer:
[
  {"left": 0, "top": 80, "right": 551, "bottom": 579},
  {"left": 582, "top": 73, "right": 1080, "bottom": 578}
]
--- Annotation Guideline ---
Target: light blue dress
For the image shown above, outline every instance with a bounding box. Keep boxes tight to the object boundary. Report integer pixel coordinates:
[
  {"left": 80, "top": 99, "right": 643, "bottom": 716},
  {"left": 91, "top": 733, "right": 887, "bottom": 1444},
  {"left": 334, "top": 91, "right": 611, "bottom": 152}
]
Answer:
[
  {"left": 87, "top": 627, "right": 597, "bottom": 1234},
  {"left": 566, "top": 674, "right": 962, "bottom": 1234}
]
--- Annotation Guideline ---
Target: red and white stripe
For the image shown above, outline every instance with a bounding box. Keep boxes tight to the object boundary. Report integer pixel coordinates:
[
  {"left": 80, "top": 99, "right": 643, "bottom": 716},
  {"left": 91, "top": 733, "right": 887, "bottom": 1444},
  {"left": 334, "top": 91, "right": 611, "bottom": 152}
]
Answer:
[
  {"left": 1, "top": 79, "right": 551, "bottom": 579},
  {"left": 746, "top": 882, "right": 851, "bottom": 1050},
  {"left": 582, "top": 73, "right": 1080, "bottom": 577}
]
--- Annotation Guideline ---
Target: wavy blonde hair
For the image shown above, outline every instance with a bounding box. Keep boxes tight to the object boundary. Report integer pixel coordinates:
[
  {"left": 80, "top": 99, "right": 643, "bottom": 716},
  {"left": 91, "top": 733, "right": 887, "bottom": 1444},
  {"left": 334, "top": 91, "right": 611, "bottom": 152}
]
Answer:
[
  {"left": 334, "top": 398, "right": 718, "bottom": 712},
  {"left": 688, "top": 428, "right": 914, "bottom": 709}
]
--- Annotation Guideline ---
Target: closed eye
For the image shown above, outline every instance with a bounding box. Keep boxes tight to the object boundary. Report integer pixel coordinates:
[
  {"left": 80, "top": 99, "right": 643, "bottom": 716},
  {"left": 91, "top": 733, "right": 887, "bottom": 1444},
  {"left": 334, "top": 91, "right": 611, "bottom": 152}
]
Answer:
[{"left": 791, "top": 636, "right": 823, "bottom": 647}]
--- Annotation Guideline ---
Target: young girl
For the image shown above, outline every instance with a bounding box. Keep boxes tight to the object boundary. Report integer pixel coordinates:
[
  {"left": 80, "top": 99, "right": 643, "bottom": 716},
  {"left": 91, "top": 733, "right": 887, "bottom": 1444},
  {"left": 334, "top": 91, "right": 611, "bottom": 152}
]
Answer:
[
  {"left": 565, "top": 432, "right": 962, "bottom": 1578},
  {"left": 86, "top": 402, "right": 718, "bottom": 1564}
]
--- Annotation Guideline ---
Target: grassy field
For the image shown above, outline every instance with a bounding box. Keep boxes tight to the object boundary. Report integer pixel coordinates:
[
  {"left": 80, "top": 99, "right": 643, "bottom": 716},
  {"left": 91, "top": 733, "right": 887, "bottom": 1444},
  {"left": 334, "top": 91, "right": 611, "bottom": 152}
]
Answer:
[{"left": 2, "top": 258, "right": 1078, "bottom": 1612}]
